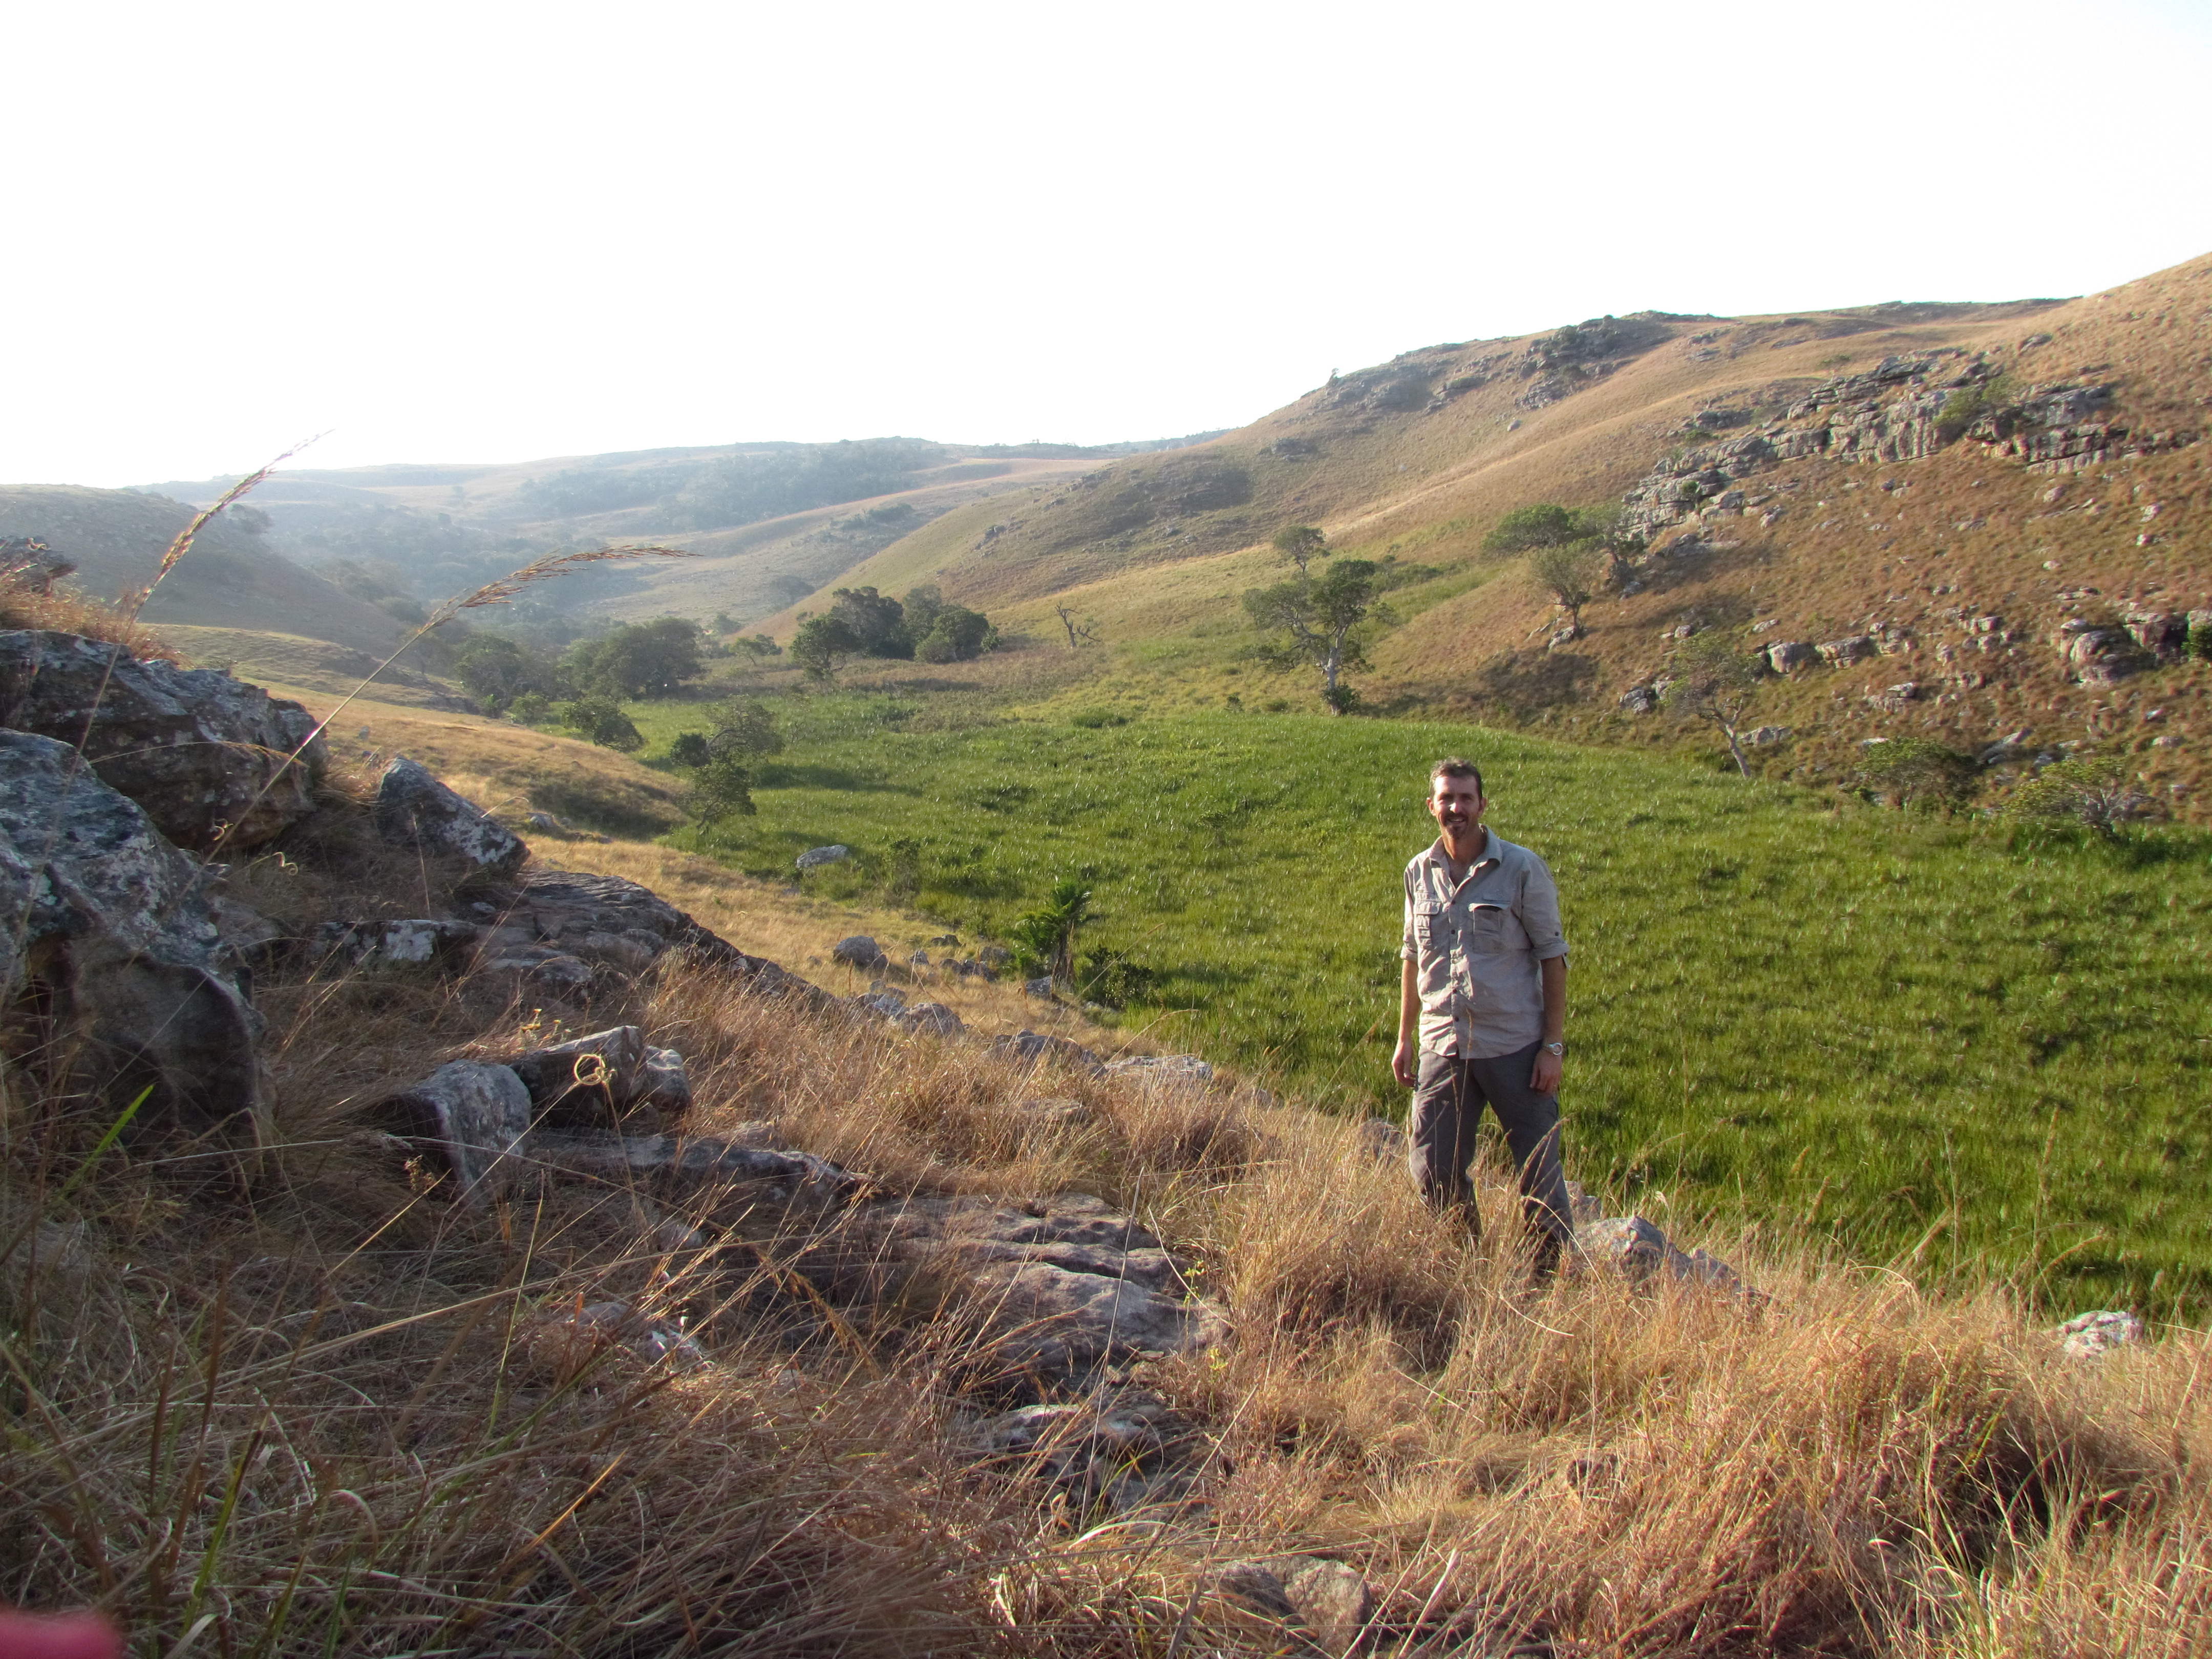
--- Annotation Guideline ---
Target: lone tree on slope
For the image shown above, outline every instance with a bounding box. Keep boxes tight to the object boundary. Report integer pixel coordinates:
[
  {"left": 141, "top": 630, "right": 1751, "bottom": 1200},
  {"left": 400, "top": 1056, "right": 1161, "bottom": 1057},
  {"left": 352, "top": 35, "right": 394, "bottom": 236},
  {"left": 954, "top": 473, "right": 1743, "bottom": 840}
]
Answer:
[
  {"left": 791, "top": 614, "right": 863, "bottom": 683},
  {"left": 1530, "top": 542, "right": 1602, "bottom": 639},
  {"left": 1663, "top": 630, "right": 1767, "bottom": 776},
  {"left": 1244, "top": 558, "right": 1385, "bottom": 713},
  {"left": 1271, "top": 524, "right": 1329, "bottom": 573}
]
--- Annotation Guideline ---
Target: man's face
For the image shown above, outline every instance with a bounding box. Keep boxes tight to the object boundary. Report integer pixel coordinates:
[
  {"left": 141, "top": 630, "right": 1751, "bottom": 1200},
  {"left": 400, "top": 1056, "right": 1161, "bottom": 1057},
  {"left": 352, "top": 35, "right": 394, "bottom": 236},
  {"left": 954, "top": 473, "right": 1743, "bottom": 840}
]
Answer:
[{"left": 1428, "top": 775, "right": 1484, "bottom": 840}]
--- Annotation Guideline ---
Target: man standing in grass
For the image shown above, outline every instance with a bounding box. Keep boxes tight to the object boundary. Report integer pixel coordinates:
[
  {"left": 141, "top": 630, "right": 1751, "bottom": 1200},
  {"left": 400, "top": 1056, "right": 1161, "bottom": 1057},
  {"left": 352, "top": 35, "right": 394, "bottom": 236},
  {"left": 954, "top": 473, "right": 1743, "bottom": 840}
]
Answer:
[{"left": 1391, "top": 757, "right": 1574, "bottom": 1275}]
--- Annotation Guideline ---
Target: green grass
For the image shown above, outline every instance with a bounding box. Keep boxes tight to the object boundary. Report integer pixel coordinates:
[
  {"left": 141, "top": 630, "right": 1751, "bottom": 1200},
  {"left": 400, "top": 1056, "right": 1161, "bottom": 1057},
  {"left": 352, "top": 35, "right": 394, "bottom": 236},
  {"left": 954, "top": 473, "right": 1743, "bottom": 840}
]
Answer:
[{"left": 627, "top": 692, "right": 2212, "bottom": 1314}]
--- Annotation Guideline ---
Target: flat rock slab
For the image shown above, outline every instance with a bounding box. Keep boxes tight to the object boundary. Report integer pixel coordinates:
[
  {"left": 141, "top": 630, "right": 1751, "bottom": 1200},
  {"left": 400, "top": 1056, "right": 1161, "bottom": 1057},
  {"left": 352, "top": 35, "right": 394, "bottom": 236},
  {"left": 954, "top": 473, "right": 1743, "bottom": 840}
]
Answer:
[
  {"left": 0, "top": 630, "right": 326, "bottom": 852},
  {"left": 874, "top": 1193, "right": 1222, "bottom": 1379},
  {"left": 526, "top": 1130, "right": 857, "bottom": 1201}
]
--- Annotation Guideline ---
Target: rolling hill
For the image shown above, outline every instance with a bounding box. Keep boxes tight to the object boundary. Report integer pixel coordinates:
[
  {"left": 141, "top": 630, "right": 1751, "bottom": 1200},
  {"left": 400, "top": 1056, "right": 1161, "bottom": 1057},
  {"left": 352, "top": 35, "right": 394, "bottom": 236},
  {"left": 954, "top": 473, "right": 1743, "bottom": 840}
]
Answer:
[{"left": 755, "top": 254, "right": 2212, "bottom": 810}]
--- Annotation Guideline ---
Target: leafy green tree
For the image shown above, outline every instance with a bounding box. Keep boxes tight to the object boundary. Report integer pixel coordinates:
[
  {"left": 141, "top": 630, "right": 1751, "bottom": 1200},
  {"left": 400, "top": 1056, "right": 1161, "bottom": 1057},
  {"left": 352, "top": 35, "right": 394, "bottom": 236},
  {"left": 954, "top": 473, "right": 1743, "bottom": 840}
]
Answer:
[
  {"left": 1855, "top": 738, "right": 1978, "bottom": 811},
  {"left": 1244, "top": 558, "right": 1384, "bottom": 713},
  {"left": 829, "top": 586, "right": 910, "bottom": 657},
  {"left": 453, "top": 633, "right": 568, "bottom": 711},
  {"left": 712, "top": 700, "right": 780, "bottom": 757},
  {"left": 915, "top": 604, "right": 994, "bottom": 664},
  {"left": 1271, "top": 524, "right": 1328, "bottom": 573},
  {"left": 687, "top": 754, "right": 757, "bottom": 820},
  {"left": 506, "top": 691, "right": 552, "bottom": 726},
  {"left": 1530, "top": 542, "right": 1602, "bottom": 638},
  {"left": 792, "top": 614, "right": 863, "bottom": 683},
  {"left": 1009, "top": 877, "right": 1095, "bottom": 985},
  {"left": 1482, "top": 504, "right": 1581, "bottom": 556},
  {"left": 1663, "top": 631, "right": 1766, "bottom": 776},
  {"left": 669, "top": 732, "right": 713, "bottom": 767},
  {"left": 901, "top": 584, "right": 948, "bottom": 640},
  {"left": 565, "top": 618, "right": 705, "bottom": 698},
  {"left": 559, "top": 696, "right": 643, "bottom": 752}
]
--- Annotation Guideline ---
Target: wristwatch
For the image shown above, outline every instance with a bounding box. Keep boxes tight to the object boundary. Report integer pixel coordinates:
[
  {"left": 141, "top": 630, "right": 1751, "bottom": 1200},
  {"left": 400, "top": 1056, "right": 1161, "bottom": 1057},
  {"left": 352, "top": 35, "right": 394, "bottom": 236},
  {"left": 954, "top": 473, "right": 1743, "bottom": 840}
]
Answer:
[{"left": 1542, "top": 1041, "right": 1566, "bottom": 1057}]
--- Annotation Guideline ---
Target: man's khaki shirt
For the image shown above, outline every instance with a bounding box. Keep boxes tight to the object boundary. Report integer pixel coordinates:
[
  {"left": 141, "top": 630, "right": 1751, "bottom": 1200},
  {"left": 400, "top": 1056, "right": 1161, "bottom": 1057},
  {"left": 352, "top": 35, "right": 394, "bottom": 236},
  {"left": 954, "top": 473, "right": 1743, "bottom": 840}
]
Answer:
[{"left": 1401, "top": 829, "right": 1567, "bottom": 1059}]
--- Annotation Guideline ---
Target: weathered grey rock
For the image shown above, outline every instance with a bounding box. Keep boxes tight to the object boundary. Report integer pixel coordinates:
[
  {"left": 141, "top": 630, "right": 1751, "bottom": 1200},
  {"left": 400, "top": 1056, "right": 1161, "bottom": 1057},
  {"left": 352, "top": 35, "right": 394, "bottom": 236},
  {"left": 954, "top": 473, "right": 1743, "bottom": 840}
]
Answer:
[
  {"left": 314, "top": 918, "right": 480, "bottom": 970},
  {"left": 1575, "top": 1214, "right": 1749, "bottom": 1293},
  {"left": 895, "top": 1001, "right": 964, "bottom": 1037},
  {"left": 1766, "top": 640, "right": 1817, "bottom": 673},
  {"left": 1357, "top": 1118, "right": 1406, "bottom": 1162},
  {"left": 990, "top": 1030, "right": 1107, "bottom": 1076},
  {"left": 795, "top": 844, "right": 850, "bottom": 870},
  {"left": 0, "top": 630, "right": 327, "bottom": 853},
  {"left": 880, "top": 1192, "right": 1219, "bottom": 1378},
  {"left": 978, "top": 944, "right": 1011, "bottom": 969},
  {"left": 375, "top": 757, "right": 525, "bottom": 873},
  {"left": 1745, "top": 725, "right": 1792, "bottom": 747},
  {"left": 850, "top": 989, "right": 907, "bottom": 1020},
  {"left": 1023, "top": 975, "right": 1055, "bottom": 997},
  {"left": 380, "top": 1060, "right": 534, "bottom": 1204},
  {"left": 1209, "top": 1559, "right": 1373, "bottom": 1651},
  {"left": 1016, "top": 1096, "right": 1092, "bottom": 1132},
  {"left": 497, "top": 869, "right": 824, "bottom": 1003},
  {"left": 0, "top": 730, "right": 266, "bottom": 1130},
  {"left": 0, "top": 538, "right": 75, "bottom": 593},
  {"left": 524, "top": 811, "right": 567, "bottom": 832},
  {"left": 2052, "top": 623, "right": 2143, "bottom": 685},
  {"left": 1816, "top": 635, "right": 1875, "bottom": 665},
  {"left": 1617, "top": 685, "right": 1658, "bottom": 714},
  {"left": 832, "top": 934, "right": 887, "bottom": 969},
  {"left": 2056, "top": 1309, "right": 2145, "bottom": 1359},
  {"left": 1105, "top": 1054, "right": 1213, "bottom": 1089},
  {"left": 527, "top": 1131, "right": 859, "bottom": 1202},
  {"left": 1561, "top": 1179, "right": 1606, "bottom": 1226},
  {"left": 508, "top": 1024, "right": 691, "bottom": 1128}
]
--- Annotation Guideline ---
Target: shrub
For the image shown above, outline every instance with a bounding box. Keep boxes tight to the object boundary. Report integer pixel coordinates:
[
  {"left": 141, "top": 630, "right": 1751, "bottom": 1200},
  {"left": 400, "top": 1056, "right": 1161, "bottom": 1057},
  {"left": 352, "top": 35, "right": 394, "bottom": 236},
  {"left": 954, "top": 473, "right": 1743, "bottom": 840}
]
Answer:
[
  {"left": 2189, "top": 619, "right": 2212, "bottom": 663},
  {"left": 565, "top": 618, "right": 705, "bottom": 698},
  {"left": 559, "top": 696, "right": 644, "bottom": 752},
  {"left": 1482, "top": 503, "right": 1581, "bottom": 556},
  {"left": 1854, "top": 737, "right": 1979, "bottom": 811},
  {"left": 507, "top": 691, "right": 551, "bottom": 726},
  {"left": 2006, "top": 755, "right": 2151, "bottom": 838},
  {"left": 1078, "top": 948, "right": 1155, "bottom": 1008},
  {"left": 669, "top": 732, "right": 713, "bottom": 767},
  {"left": 687, "top": 754, "right": 756, "bottom": 820}
]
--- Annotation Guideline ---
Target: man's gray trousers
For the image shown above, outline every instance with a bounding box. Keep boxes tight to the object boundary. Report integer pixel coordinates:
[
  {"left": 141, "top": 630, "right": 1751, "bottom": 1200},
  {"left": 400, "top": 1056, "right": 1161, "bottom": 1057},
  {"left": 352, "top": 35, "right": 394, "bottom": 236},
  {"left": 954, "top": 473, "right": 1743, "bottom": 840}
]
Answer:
[{"left": 1409, "top": 1044, "right": 1573, "bottom": 1256}]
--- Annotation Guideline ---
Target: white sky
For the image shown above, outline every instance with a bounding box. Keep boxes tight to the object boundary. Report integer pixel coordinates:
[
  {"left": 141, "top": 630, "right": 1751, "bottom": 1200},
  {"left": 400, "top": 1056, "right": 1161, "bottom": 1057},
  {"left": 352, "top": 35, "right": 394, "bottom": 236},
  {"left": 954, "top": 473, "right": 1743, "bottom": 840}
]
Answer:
[{"left": 8, "top": 0, "right": 2211, "bottom": 487}]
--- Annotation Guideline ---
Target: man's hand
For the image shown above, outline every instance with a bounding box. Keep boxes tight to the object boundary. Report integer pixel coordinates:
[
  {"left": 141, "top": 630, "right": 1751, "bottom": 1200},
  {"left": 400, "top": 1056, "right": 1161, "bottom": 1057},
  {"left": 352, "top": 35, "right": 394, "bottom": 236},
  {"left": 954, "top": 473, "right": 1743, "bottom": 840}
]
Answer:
[
  {"left": 1530, "top": 1046, "right": 1563, "bottom": 1096},
  {"left": 1391, "top": 1035, "right": 1418, "bottom": 1089}
]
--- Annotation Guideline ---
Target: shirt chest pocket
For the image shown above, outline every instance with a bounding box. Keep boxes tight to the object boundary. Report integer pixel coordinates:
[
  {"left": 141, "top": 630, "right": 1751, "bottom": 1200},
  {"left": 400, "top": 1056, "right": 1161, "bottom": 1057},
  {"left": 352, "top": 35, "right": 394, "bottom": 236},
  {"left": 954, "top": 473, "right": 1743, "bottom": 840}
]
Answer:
[
  {"left": 1463, "top": 903, "right": 1519, "bottom": 954},
  {"left": 1413, "top": 902, "right": 1452, "bottom": 953}
]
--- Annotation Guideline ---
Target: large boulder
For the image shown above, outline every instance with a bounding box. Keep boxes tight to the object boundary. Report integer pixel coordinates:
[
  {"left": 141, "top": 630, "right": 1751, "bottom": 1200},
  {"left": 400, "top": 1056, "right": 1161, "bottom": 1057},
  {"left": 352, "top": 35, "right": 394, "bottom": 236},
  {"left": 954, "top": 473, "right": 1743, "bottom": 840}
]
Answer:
[
  {"left": 374, "top": 758, "right": 526, "bottom": 874},
  {"left": 0, "top": 730, "right": 265, "bottom": 1130},
  {"left": 0, "top": 629, "right": 326, "bottom": 853},
  {"left": 379, "top": 1060, "right": 533, "bottom": 1205}
]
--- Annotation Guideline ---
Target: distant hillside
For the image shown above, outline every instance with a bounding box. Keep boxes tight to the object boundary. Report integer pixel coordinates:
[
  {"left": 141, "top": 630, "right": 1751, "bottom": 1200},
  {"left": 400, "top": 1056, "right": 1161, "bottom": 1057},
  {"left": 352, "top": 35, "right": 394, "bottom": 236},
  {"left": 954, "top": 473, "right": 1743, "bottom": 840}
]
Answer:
[
  {"left": 0, "top": 485, "right": 407, "bottom": 653},
  {"left": 758, "top": 257, "right": 2212, "bottom": 812},
  {"left": 140, "top": 431, "right": 1227, "bottom": 632}
]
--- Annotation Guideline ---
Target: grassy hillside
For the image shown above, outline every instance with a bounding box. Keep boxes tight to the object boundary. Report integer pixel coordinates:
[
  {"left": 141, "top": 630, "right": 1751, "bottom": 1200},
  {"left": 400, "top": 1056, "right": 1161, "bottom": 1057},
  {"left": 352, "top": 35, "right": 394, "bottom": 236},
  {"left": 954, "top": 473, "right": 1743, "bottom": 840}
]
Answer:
[
  {"left": 756, "top": 257, "right": 2212, "bottom": 816},
  {"left": 0, "top": 485, "right": 408, "bottom": 652},
  {"left": 602, "top": 689, "right": 2212, "bottom": 1316}
]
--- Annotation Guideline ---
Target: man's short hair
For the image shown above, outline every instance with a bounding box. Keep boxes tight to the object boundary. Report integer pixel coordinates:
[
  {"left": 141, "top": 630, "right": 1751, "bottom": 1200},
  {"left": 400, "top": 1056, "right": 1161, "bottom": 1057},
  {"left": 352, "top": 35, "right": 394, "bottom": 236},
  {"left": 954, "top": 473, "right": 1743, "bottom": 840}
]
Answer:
[{"left": 1430, "top": 757, "right": 1484, "bottom": 797}]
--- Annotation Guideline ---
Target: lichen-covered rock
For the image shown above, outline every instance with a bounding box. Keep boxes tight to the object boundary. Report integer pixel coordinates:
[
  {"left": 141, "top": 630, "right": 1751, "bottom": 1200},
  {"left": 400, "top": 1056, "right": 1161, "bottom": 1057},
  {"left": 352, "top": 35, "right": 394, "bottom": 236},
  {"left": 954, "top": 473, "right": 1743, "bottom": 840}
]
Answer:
[
  {"left": 499, "top": 869, "right": 824, "bottom": 1003},
  {"left": 1576, "top": 1214, "right": 1750, "bottom": 1293},
  {"left": 526, "top": 1131, "right": 858, "bottom": 1202},
  {"left": 2056, "top": 1309, "right": 2146, "bottom": 1359},
  {"left": 507, "top": 1024, "right": 691, "bottom": 1128},
  {"left": 374, "top": 758, "right": 526, "bottom": 873},
  {"left": 314, "top": 918, "right": 480, "bottom": 970},
  {"left": 1105, "top": 1054, "right": 1212, "bottom": 1090},
  {"left": 0, "top": 629, "right": 326, "bottom": 852},
  {"left": 989, "top": 1030, "right": 1105, "bottom": 1076},
  {"left": 378, "top": 1060, "right": 533, "bottom": 1205},
  {"left": 0, "top": 730, "right": 265, "bottom": 1130}
]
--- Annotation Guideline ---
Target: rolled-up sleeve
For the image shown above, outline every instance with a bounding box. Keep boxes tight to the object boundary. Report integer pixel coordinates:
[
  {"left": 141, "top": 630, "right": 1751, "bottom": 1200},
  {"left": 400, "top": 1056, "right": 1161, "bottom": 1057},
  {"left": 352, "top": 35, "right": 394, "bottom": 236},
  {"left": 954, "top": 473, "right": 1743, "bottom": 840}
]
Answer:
[
  {"left": 1521, "top": 858, "right": 1568, "bottom": 961},
  {"left": 1401, "top": 873, "right": 1418, "bottom": 961}
]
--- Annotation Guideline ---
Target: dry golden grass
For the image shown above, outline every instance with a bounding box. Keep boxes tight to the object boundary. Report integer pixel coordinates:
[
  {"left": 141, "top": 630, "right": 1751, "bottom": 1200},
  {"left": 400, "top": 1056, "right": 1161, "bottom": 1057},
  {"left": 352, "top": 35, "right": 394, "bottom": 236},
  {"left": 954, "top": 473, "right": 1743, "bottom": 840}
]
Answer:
[
  {"left": 0, "top": 576, "right": 180, "bottom": 661},
  {"left": 9, "top": 914, "right": 2209, "bottom": 1654}
]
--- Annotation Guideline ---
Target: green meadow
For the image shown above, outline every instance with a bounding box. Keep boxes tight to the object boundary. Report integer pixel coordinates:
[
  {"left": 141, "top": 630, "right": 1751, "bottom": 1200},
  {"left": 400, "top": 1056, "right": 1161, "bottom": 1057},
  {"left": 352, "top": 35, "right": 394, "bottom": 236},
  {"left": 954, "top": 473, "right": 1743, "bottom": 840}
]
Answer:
[{"left": 624, "top": 694, "right": 2212, "bottom": 1313}]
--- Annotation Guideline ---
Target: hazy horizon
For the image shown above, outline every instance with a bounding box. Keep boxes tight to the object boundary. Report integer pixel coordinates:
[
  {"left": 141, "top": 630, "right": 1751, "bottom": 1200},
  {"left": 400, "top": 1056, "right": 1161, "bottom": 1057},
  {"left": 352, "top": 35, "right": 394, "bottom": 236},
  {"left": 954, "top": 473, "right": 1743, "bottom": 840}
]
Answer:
[{"left": 9, "top": 0, "right": 2211, "bottom": 488}]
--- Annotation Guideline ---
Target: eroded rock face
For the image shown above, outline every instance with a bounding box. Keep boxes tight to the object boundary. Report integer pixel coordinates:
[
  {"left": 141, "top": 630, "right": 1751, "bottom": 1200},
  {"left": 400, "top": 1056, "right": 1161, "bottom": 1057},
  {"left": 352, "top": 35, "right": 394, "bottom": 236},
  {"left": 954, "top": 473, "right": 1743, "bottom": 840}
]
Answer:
[
  {"left": 0, "top": 731, "right": 265, "bottom": 1130},
  {"left": 0, "top": 630, "right": 326, "bottom": 853},
  {"left": 375, "top": 758, "right": 526, "bottom": 874}
]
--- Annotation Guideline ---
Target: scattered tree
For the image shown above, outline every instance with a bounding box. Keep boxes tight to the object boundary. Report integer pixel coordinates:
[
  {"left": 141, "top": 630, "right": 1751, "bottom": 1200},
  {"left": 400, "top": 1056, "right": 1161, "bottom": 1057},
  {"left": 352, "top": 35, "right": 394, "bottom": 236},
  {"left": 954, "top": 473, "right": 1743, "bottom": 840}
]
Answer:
[
  {"left": 828, "top": 586, "right": 909, "bottom": 657},
  {"left": 705, "top": 697, "right": 783, "bottom": 758},
  {"left": 1663, "top": 631, "right": 1767, "bottom": 776},
  {"left": 915, "top": 603, "right": 993, "bottom": 663},
  {"left": 1009, "top": 877, "right": 1094, "bottom": 986},
  {"left": 453, "top": 633, "right": 568, "bottom": 711},
  {"left": 559, "top": 696, "right": 644, "bottom": 752},
  {"left": 1271, "top": 524, "right": 1328, "bottom": 573},
  {"left": 1482, "top": 503, "right": 1582, "bottom": 556},
  {"left": 1053, "top": 603, "right": 1101, "bottom": 649},
  {"left": 565, "top": 618, "right": 705, "bottom": 698},
  {"left": 669, "top": 731, "right": 712, "bottom": 767},
  {"left": 1529, "top": 542, "right": 1602, "bottom": 638},
  {"left": 791, "top": 614, "right": 863, "bottom": 683},
  {"left": 687, "top": 754, "right": 757, "bottom": 820},
  {"left": 1244, "top": 559, "right": 1385, "bottom": 714}
]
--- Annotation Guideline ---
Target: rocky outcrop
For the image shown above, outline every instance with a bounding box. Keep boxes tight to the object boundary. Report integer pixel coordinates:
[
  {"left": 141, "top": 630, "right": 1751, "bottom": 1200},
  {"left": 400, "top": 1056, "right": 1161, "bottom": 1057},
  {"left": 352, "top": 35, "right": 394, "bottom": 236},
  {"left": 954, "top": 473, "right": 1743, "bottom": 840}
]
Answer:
[
  {"left": 508, "top": 1024, "right": 692, "bottom": 1128},
  {"left": 0, "top": 630, "right": 325, "bottom": 852},
  {"left": 0, "top": 731, "right": 265, "bottom": 1131},
  {"left": 374, "top": 758, "right": 525, "bottom": 874}
]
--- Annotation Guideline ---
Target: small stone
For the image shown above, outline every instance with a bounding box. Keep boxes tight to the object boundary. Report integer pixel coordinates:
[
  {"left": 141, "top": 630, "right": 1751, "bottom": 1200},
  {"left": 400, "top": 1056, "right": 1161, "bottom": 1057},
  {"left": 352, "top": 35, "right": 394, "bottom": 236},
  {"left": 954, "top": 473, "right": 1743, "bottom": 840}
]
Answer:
[
  {"left": 832, "top": 935, "right": 887, "bottom": 969},
  {"left": 2057, "top": 1309, "right": 2145, "bottom": 1359},
  {"left": 895, "top": 1001, "right": 964, "bottom": 1037},
  {"left": 795, "top": 844, "right": 850, "bottom": 869},
  {"left": 1023, "top": 975, "right": 1055, "bottom": 997},
  {"left": 1357, "top": 1118, "right": 1406, "bottom": 1162}
]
